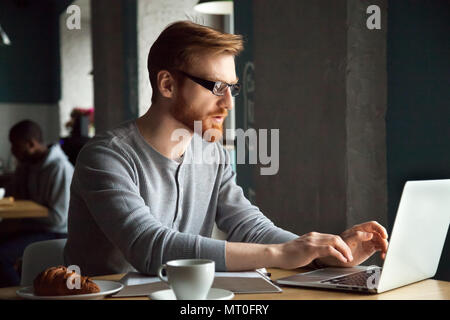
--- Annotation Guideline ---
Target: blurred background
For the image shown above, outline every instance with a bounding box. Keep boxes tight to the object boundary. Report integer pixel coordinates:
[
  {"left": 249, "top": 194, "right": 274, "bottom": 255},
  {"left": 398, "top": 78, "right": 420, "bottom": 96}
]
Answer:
[{"left": 0, "top": 0, "right": 448, "bottom": 280}]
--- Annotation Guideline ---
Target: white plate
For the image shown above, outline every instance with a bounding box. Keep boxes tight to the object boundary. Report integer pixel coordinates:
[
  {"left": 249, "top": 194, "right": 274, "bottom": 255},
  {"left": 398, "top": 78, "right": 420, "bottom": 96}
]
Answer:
[
  {"left": 149, "top": 288, "right": 234, "bottom": 300},
  {"left": 16, "top": 280, "right": 124, "bottom": 300}
]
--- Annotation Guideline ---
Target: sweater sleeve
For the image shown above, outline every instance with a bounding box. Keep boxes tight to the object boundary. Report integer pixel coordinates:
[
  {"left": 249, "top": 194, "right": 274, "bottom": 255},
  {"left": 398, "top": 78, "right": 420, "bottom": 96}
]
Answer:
[
  {"left": 74, "top": 142, "right": 226, "bottom": 274},
  {"left": 41, "top": 162, "right": 73, "bottom": 232},
  {"left": 215, "top": 145, "right": 299, "bottom": 245}
]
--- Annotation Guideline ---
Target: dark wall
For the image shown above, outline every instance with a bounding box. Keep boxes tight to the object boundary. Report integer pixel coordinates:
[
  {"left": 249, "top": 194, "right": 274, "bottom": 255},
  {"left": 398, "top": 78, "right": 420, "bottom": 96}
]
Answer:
[
  {"left": 234, "top": 0, "right": 388, "bottom": 245},
  {"left": 91, "top": 0, "right": 138, "bottom": 134},
  {"left": 250, "top": 0, "right": 348, "bottom": 235},
  {"left": 0, "top": 0, "right": 70, "bottom": 103},
  {"left": 234, "top": 0, "right": 255, "bottom": 203},
  {"left": 387, "top": 0, "right": 450, "bottom": 281}
]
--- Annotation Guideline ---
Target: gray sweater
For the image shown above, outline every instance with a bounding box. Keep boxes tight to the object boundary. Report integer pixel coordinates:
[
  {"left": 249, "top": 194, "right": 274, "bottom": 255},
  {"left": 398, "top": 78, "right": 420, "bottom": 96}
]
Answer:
[
  {"left": 64, "top": 120, "right": 298, "bottom": 276},
  {"left": 10, "top": 144, "right": 74, "bottom": 234}
]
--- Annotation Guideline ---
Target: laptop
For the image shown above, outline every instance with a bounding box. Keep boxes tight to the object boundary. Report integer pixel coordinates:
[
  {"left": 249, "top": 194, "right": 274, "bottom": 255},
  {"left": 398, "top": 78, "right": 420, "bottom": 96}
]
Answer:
[{"left": 275, "top": 179, "right": 450, "bottom": 294}]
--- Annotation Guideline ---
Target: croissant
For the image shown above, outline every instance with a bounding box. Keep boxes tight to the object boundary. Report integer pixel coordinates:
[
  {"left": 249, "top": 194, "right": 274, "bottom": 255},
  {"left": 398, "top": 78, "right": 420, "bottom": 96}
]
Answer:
[{"left": 33, "top": 265, "right": 100, "bottom": 296}]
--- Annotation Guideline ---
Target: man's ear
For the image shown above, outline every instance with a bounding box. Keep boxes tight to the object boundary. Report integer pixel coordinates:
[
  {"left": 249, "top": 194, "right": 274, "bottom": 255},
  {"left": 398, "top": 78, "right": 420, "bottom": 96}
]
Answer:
[{"left": 157, "top": 70, "right": 177, "bottom": 99}]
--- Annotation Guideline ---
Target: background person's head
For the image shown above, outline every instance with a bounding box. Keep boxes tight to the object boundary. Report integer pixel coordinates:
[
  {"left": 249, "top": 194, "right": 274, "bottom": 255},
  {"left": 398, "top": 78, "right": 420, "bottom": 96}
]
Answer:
[
  {"left": 147, "top": 20, "right": 244, "bottom": 141},
  {"left": 9, "top": 120, "right": 47, "bottom": 163}
]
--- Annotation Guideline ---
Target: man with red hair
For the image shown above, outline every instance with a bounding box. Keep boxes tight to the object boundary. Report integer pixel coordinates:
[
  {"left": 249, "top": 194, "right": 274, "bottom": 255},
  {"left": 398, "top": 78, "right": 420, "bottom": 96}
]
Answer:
[{"left": 65, "top": 21, "right": 388, "bottom": 276}]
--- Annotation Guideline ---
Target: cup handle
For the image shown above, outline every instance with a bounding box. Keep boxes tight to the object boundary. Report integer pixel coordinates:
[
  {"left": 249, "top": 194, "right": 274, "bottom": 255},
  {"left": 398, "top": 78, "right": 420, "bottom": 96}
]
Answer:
[{"left": 157, "top": 264, "right": 169, "bottom": 284}]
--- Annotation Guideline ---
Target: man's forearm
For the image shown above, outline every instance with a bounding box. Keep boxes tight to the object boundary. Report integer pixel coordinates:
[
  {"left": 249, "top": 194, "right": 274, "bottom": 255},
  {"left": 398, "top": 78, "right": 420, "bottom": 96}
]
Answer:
[
  {"left": 225, "top": 241, "right": 280, "bottom": 271},
  {"left": 225, "top": 236, "right": 341, "bottom": 271}
]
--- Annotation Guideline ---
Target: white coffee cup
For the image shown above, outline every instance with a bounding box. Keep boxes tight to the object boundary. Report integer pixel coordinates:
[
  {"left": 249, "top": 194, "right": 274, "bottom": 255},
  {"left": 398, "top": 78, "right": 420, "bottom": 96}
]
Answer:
[
  {"left": 0, "top": 188, "right": 5, "bottom": 199},
  {"left": 157, "top": 259, "right": 215, "bottom": 300}
]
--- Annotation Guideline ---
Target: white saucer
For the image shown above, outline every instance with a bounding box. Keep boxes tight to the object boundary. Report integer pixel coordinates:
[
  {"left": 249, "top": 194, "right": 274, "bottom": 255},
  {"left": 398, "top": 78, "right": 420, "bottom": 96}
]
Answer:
[
  {"left": 149, "top": 288, "right": 234, "bottom": 300},
  {"left": 16, "top": 280, "right": 124, "bottom": 300}
]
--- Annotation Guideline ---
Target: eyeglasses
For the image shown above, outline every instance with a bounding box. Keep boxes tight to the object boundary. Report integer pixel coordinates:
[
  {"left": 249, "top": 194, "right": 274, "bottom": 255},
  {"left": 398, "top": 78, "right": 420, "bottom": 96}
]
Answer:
[{"left": 177, "top": 70, "right": 241, "bottom": 97}]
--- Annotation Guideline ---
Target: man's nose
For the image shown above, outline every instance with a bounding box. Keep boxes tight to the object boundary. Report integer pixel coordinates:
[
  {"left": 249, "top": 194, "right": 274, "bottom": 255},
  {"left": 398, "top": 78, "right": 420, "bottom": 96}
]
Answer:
[{"left": 220, "top": 87, "right": 233, "bottom": 110}]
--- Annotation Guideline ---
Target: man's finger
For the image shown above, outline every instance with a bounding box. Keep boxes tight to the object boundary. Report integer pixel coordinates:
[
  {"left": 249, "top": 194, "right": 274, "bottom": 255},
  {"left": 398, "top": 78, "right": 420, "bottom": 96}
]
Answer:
[
  {"left": 370, "top": 232, "right": 389, "bottom": 253},
  {"left": 375, "top": 246, "right": 387, "bottom": 260},
  {"left": 345, "top": 231, "right": 372, "bottom": 249},
  {"left": 355, "top": 231, "right": 373, "bottom": 241},
  {"left": 331, "top": 235, "right": 354, "bottom": 262},
  {"left": 316, "top": 234, "right": 353, "bottom": 262},
  {"left": 321, "top": 245, "right": 349, "bottom": 263},
  {"left": 358, "top": 221, "right": 388, "bottom": 239}
]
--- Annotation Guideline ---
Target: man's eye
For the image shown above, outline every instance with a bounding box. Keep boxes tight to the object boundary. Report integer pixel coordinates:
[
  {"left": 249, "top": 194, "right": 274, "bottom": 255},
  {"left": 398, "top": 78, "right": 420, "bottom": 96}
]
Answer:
[{"left": 215, "top": 82, "right": 228, "bottom": 92}]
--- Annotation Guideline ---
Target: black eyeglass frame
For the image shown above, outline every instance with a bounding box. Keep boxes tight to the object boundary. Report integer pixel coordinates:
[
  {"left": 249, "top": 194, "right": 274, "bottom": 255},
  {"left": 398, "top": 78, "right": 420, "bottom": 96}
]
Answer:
[{"left": 177, "top": 70, "right": 241, "bottom": 97}]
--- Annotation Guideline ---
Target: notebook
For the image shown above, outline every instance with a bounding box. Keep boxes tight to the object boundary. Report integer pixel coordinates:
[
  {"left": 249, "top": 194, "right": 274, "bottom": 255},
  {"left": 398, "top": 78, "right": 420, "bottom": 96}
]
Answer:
[{"left": 111, "top": 268, "right": 282, "bottom": 298}]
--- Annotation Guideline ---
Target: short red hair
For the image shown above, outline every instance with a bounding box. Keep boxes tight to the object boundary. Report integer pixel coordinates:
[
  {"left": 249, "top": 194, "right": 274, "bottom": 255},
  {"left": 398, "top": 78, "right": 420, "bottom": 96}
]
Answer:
[{"left": 147, "top": 20, "right": 244, "bottom": 103}]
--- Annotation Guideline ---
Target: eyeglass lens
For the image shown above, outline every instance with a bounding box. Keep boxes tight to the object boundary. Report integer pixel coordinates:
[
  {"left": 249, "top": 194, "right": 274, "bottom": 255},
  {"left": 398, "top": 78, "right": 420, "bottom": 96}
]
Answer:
[{"left": 213, "top": 82, "right": 241, "bottom": 97}]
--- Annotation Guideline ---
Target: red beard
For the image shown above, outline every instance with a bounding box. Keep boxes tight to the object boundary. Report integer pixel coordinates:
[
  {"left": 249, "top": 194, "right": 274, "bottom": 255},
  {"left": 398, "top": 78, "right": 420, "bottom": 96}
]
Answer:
[{"left": 170, "top": 94, "right": 227, "bottom": 143}]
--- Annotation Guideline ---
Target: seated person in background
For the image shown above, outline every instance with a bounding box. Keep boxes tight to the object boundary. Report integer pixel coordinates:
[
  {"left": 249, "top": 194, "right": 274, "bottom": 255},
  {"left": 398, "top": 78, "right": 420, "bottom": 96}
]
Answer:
[
  {"left": 65, "top": 21, "right": 388, "bottom": 277},
  {"left": 0, "top": 120, "right": 74, "bottom": 287}
]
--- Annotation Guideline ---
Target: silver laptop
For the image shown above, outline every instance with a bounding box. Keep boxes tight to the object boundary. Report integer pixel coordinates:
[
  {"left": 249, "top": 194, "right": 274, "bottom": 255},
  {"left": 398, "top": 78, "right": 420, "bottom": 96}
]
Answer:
[{"left": 276, "top": 179, "right": 450, "bottom": 294}]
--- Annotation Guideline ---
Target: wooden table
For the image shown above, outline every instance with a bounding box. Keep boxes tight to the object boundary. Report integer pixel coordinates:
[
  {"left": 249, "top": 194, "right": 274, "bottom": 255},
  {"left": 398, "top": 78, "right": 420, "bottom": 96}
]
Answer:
[
  {"left": 0, "top": 200, "right": 48, "bottom": 219},
  {"left": 1, "top": 268, "right": 448, "bottom": 300}
]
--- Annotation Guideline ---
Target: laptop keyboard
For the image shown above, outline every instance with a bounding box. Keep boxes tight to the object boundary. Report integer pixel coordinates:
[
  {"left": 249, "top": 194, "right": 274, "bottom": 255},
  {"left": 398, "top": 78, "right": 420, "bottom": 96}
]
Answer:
[{"left": 320, "top": 269, "right": 381, "bottom": 287}]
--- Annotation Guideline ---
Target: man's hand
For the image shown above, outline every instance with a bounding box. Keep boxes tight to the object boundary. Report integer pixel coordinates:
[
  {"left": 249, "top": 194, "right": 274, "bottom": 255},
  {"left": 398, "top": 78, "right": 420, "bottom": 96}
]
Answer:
[
  {"left": 315, "top": 221, "right": 389, "bottom": 268},
  {"left": 225, "top": 221, "right": 389, "bottom": 271},
  {"left": 272, "top": 232, "right": 356, "bottom": 270}
]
